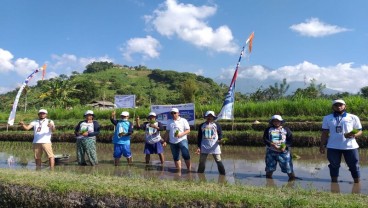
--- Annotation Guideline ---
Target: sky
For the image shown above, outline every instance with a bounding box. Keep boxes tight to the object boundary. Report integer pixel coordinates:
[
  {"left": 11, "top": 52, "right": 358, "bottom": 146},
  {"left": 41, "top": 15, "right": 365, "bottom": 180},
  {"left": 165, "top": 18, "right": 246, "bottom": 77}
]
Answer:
[{"left": 1, "top": 0, "right": 368, "bottom": 95}]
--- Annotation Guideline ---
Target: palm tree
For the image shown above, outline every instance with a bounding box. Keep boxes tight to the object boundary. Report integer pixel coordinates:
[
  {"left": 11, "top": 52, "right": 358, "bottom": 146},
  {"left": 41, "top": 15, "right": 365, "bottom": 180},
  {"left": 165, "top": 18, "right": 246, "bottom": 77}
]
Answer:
[{"left": 39, "top": 77, "right": 81, "bottom": 108}]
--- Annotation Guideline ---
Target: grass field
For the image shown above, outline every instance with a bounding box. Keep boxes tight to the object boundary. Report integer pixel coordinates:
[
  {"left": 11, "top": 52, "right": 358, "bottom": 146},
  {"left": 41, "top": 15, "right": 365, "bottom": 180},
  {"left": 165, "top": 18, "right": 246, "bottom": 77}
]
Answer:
[{"left": 0, "top": 168, "right": 368, "bottom": 207}]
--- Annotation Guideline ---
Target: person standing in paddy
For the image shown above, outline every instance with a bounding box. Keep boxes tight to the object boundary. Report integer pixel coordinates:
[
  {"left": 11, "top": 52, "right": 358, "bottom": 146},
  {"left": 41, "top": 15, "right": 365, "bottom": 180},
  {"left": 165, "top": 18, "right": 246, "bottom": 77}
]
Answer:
[
  {"left": 263, "top": 115, "right": 296, "bottom": 181},
  {"left": 166, "top": 108, "right": 191, "bottom": 171},
  {"left": 74, "top": 110, "right": 100, "bottom": 166},
  {"left": 320, "top": 99, "right": 362, "bottom": 183},
  {"left": 19, "top": 109, "right": 56, "bottom": 168},
  {"left": 111, "top": 111, "right": 134, "bottom": 165},
  {"left": 135, "top": 112, "right": 166, "bottom": 165},
  {"left": 196, "top": 111, "right": 225, "bottom": 175}
]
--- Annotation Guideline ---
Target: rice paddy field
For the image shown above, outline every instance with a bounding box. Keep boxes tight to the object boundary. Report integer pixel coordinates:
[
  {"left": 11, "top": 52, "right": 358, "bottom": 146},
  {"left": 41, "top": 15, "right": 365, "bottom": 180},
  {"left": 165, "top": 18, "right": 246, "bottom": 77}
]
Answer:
[{"left": 1, "top": 97, "right": 368, "bottom": 207}]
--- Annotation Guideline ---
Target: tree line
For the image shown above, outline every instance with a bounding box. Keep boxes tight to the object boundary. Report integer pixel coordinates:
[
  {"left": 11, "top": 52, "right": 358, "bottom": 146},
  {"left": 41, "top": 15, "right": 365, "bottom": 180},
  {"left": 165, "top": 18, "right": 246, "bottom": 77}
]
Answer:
[{"left": 1, "top": 61, "right": 367, "bottom": 112}]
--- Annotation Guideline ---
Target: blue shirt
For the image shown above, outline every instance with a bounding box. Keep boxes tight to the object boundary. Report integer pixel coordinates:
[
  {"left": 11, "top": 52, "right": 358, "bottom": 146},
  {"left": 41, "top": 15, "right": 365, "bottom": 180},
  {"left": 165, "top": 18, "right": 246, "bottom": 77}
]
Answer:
[{"left": 110, "top": 118, "right": 133, "bottom": 145}]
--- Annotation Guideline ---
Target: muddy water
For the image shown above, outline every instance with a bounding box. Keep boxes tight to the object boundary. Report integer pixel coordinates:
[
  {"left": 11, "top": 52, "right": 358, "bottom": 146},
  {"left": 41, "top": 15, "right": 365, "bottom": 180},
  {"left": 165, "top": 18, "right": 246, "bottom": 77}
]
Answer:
[{"left": 1, "top": 142, "right": 367, "bottom": 194}]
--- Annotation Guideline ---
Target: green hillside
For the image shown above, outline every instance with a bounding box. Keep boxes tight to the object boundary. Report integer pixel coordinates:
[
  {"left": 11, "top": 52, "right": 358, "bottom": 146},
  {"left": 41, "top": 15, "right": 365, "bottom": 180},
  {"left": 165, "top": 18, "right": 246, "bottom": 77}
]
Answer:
[{"left": 0, "top": 62, "right": 228, "bottom": 111}]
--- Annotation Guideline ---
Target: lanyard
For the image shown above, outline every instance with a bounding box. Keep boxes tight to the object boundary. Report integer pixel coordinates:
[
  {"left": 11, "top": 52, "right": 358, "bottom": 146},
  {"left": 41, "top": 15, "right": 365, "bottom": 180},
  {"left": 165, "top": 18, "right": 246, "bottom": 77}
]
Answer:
[
  {"left": 38, "top": 119, "right": 46, "bottom": 126},
  {"left": 335, "top": 116, "right": 343, "bottom": 126}
]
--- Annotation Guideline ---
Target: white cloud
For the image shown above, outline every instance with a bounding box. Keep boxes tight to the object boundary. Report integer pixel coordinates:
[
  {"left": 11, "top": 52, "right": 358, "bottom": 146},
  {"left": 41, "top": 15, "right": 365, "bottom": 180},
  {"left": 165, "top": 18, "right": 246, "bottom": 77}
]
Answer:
[
  {"left": 145, "top": 0, "right": 238, "bottom": 53},
  {"left": 0, "top": 48, "right": 41, "bottom": 76},
  {"left": 14, "top": 58, "right": 39, "bottom": 76},
  {"left": 50, "top": 53, "right": 113, "bottom": 73},
  {"left": 0, "top": 48, "right": 14, "bottom": 72},
  {"left": 290, "top": 18, "right": 351, "bottom": 37},
  {"left": 0, "top": 49, "right": 115, "bottom": 94},
  {"left": 218, "top": 61, "right": 368, "bottom": 93},
  {"left": 0, "top": 86, "right": 15, "bottom": 94},
  {"left": 121, "top": 35, "right": 161, "bottom": 61},
  {"left": 45, "top": 71, "right": 59, "bottom": 80},
  {"left": 194, "top": 69, "right": 204, "bottom": 76}
]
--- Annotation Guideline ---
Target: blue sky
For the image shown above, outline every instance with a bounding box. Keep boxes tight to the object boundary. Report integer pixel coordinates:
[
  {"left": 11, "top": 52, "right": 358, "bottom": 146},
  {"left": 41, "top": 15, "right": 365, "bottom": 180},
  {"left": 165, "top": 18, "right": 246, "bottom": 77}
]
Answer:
[{"left": 1, "top": 0, "right": 368, "bottom": 94}]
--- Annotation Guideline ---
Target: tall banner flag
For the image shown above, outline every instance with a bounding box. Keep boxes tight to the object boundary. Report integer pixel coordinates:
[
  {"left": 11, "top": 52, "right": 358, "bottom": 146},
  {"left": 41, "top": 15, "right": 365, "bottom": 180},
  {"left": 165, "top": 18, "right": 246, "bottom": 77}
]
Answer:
[
  {"left": 8, "top": 64, "right": 47, "bottom": 126},
  {"left": 217, "top": 32, "right": 254, "bottom": 120},
  {"left": 114, "top": 95, "right": 136, "bottom": 108}
]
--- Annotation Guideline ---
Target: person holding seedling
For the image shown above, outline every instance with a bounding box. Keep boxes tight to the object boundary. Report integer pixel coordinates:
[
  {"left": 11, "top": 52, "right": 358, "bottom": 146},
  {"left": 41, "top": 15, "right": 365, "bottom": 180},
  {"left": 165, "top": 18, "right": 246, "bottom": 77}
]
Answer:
[
  {"left": 111, "top": 111, "right": 134, "bottom": 165},
  {"left": 135, "top": 112, "right": 166, "bottom": 165},
  {"left": 74, "top": 110, "right": 100, "bottom": 166},
  {"left": 320, "top": 99, "right": 362, "bottom": 183},
  {"left": 165, "top": 108, "right": 191, "bottom": 171},
  {"left": 196, "top": 111, "right": 225, "bottom": 175},
  {"left": 263, "top": 115, "right": 296, "bottom": 181},
  {"left": 19, "top": 109, "right": 56, "bottom": 169}
]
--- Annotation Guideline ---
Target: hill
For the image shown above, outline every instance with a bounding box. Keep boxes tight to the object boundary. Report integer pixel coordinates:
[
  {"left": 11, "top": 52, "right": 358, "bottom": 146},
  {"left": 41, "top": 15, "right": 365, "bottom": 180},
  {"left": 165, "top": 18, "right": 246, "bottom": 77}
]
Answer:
[{"left": 0, "top": 63, "right": 227, "bottom": 111}]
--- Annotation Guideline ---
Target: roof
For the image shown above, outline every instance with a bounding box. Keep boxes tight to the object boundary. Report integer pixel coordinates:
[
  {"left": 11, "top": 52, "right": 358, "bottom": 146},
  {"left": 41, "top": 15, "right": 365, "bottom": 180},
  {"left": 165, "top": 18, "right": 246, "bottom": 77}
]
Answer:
[
  {"left": 89, "top": 101, "right": 115, "bottom": 106},
  {"left": 87, "top": 101, "right": 115, "bottom": 108}
]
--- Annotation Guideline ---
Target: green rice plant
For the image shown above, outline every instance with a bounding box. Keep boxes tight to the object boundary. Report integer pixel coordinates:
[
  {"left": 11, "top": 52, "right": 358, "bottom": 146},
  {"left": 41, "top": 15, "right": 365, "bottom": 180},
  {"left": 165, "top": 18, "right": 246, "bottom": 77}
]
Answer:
[{"left": 1, "top": 168, "right": 368, "bottom": 207}]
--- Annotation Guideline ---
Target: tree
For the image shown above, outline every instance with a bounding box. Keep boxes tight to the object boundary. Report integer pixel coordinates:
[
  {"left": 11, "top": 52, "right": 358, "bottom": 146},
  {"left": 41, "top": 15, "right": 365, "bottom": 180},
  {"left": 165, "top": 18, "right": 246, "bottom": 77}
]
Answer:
[
  {"left": 360, "top": 86, "right": 368, "bottom": 98},
  {"left": 267, "top": 78, "right": 290, "bottom": 99},
  {"left": 72, "top": 80, "right": 100, "bottom": 105},
  {"left": 291, "top": 79, "right": 326, "bottom": 99},
  {"left": 39, "top": 78, "right": 81, "bottom": 108},
  {"left": 249, "top": 87, "right": 269, "bottom": 101},
  {"left": 181, "top": 79, "right": 198, "bottom": 103},
  {"left": 83, "top": 61, "right": 115, "bottom": 74}
]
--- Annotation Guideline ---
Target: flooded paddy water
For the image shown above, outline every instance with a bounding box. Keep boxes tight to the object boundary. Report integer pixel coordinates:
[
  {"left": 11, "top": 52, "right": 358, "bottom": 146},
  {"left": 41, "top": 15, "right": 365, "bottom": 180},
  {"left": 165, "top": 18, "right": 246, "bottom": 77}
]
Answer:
[{"left": 1, "top": 141, "right": 368, "bottom": 194}]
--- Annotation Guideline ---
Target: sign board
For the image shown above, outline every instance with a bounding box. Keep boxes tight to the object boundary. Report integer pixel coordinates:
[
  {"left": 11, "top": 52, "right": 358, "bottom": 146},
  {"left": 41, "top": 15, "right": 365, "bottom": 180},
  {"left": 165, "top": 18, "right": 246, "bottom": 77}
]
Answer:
[
  {"left": 150, "top": 103, "right": 195, "bottom": 126},
  {"left": 114, "top": 95, "right": 136, "bottom": 108}
]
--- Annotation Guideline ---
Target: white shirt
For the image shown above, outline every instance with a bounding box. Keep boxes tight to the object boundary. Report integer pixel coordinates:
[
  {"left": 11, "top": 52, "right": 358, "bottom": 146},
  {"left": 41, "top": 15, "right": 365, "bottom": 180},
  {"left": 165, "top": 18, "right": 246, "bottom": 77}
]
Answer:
[
  {"left": 167, "top": 117, "right": 190, "bottom": 144},
  {"left": 322, "top": 112, "right": 362, "bottom": 149},
  {"left": 30, "top": 118, "right": 54, "bottom": 143}
]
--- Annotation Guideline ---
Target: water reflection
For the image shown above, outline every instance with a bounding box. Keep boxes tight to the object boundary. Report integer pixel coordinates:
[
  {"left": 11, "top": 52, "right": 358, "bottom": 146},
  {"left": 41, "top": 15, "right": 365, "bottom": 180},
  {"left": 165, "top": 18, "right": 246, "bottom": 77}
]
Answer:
[
  {"left": 0, "top": 142, "right": 368, "bottom": 194},
  {"left": 330, "top": 182, "right": 362, "bottom": 194}
]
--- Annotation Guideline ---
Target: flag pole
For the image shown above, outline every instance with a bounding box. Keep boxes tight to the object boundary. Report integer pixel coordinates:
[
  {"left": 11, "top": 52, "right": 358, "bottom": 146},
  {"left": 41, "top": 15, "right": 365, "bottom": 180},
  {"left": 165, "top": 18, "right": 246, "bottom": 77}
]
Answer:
[{"left": 216, "top": 32, "right": 254, "bottom": 123}]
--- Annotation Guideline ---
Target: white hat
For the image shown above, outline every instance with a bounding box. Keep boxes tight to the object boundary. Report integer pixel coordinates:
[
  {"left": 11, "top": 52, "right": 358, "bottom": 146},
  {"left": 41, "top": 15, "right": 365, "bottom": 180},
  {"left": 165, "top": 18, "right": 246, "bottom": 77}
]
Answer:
[
  {"left": 270, "top": 115, "right": 283, "bottom": 121},
  {"left": 332, "top": 99, "right": 346, "bottom": 105},
  {"left": 204, "top": 110, "right": 216, "bottom": 118},
  {"left": 170, "top": 108, "right": 179, "bottom": 113},
  {"left": 38, "top": 109, "right": 48, "bottom": 114},
  {"left": 148, "top": 112, "right": 156, "bottom": 117},
  {"left": 84, "top": 110, "right": 94, "bottom": 116},
  {"left": 121, "top": 111, "right": 129, "bottom": 116}
]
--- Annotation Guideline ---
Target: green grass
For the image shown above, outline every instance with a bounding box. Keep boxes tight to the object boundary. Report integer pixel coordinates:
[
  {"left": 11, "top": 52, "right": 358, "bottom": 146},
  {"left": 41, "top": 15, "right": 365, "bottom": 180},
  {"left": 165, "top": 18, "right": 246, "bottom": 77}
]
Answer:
[
  {"left": 2, "top": 96, "right": 368, "bottom": 123},
  {"left": 0, "top": 168, "right": 367, "bottom": 207}
]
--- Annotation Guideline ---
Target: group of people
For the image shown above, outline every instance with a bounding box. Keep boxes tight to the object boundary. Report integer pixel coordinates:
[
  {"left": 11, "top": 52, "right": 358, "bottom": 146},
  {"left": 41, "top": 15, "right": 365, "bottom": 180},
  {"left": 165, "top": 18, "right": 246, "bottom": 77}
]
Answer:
[{"left": 19, "top": 99, "right": 363, "bottom": 183}]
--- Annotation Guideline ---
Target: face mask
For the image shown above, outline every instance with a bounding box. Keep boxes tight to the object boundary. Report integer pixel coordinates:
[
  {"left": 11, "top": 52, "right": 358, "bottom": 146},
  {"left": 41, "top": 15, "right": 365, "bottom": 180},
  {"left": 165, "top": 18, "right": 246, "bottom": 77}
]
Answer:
[{"left": 122, "top": 118, "right": 128, "bottom": 121}]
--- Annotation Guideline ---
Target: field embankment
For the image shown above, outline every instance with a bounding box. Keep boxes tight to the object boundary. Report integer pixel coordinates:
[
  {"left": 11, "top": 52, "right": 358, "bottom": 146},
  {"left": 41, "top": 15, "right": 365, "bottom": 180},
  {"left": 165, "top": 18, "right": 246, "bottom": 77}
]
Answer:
[
  {"left": 2, "top": 121, "right": 368, "bottom": 147},
  {"left": 1, "top": 169, "right": 368, "bottom": 208}
]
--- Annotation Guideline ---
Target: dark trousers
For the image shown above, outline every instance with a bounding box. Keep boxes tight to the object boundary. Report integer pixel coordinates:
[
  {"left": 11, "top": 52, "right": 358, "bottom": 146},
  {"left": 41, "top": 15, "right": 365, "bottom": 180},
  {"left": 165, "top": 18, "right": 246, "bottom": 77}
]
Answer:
[
  {"left": 197, "top": 153, "right": 225, "bottom": 175},
  {"left": 327, "top": 148, "right": 360, "bottom": 178}
]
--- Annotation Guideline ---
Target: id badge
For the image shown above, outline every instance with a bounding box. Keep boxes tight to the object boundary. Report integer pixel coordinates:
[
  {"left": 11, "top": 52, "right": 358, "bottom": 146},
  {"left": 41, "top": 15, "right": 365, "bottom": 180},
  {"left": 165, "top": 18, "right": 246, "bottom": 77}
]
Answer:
[
  {"left": 37, "top": 127, "right": 42, "bottom": 132},
  {"left": 336, "top": 126, "right": 342, "bottom": 133}
]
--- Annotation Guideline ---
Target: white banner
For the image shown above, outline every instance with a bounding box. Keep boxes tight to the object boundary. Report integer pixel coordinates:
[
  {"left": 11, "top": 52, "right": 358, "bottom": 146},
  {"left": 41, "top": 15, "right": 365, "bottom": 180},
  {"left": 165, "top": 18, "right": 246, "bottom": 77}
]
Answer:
[
  {"left": 150, "top": 103, "right": 195, "bottom": 126},
  {"left": 114, "top": 95, "right": 136, "bottom": 108}
]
